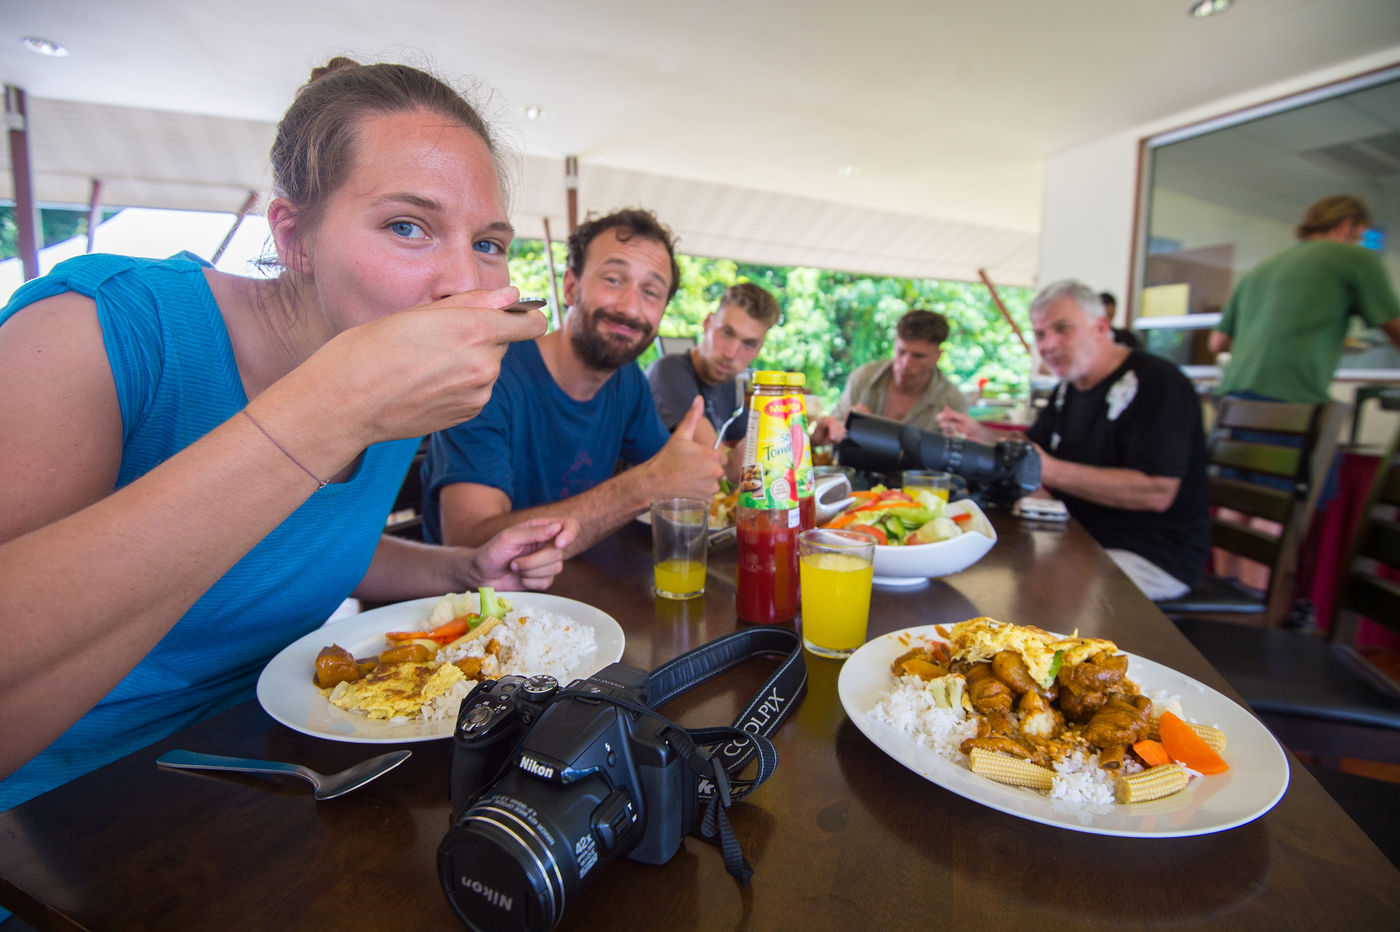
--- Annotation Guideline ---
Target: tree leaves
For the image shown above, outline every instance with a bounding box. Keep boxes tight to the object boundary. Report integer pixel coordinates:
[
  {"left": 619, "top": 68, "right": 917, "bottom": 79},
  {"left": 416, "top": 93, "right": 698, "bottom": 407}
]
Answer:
[{"left": 506, "top": 240, "right": 1033, "bottom": 408}]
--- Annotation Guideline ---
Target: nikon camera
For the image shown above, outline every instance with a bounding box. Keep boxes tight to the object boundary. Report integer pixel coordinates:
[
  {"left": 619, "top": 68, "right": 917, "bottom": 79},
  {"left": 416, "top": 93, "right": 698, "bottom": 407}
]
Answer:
[{"left": 439, "top": 664, "right": 699, "bottom": 931}]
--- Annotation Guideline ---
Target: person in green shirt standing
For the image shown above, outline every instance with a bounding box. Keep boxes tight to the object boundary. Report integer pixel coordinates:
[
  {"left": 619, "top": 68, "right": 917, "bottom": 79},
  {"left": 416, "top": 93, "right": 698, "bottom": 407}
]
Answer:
[
  {"left": 1208, "top": 194, "right": 1400, "bottom": 594},
  {"left": 1210, "top": 194, "right": 1400, "bottom": 402}
]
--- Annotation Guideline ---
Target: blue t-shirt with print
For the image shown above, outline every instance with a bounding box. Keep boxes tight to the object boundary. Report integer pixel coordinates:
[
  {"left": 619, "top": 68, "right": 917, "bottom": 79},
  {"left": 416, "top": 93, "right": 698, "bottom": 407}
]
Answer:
[{"left": 421, "top": 339, "right": 669, "bottom": 543}]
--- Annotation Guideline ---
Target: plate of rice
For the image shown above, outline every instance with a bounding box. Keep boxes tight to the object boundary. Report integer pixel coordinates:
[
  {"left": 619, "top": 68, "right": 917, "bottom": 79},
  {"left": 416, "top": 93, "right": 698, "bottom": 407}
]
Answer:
[
  {"left": 837, "top": 624, "right": 1289, "bottom": 837},
  {"left": 257, "top": 592, "right": 624, "bottom": 743}
]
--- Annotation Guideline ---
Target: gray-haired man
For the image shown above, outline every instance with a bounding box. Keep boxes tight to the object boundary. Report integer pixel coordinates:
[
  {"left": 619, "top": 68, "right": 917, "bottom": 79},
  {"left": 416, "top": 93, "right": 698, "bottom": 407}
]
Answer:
[{"left": 940, "top": 280, "right": 1210, "bottom": 600}]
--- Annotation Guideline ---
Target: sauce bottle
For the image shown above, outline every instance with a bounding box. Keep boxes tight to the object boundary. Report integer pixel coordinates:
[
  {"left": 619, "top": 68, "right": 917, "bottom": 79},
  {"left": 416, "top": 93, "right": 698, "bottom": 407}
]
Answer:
[
  {"left": 786, "top": 372, "right": 816, "bottom": 532},
  {"left": 735, "top": 371, "right": 801, "bottom": 625}
]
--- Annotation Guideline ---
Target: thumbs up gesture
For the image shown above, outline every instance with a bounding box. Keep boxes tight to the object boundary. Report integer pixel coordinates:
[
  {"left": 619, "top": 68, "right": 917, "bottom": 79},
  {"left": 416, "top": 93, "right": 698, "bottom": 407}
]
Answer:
[{"left": 644, "top": 396, "right": 726, "bottom": 500}]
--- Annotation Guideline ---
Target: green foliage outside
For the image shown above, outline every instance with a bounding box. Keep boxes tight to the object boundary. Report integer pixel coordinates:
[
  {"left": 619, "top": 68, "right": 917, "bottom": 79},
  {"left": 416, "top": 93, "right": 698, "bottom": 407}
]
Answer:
[
  {"left": 0, "top": 205, "right": 117, "bottom": 256},
  {"left": 508, "top": 239, "right": 1034, "bottom": 409},
  {"left": 3, "top": 216, "right": 1032, "bottom": 407}
]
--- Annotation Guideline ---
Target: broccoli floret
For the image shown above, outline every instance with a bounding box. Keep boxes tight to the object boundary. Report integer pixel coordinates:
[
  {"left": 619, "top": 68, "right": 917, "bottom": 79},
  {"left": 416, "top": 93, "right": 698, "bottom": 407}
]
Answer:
[{"left": 478, "top": 587, "right": 512, "bottom": 619}]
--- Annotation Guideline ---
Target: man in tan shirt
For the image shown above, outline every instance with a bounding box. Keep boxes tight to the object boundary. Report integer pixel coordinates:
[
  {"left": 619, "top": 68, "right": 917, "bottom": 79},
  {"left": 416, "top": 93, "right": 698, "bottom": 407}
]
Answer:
[{"left": 811, "top": 309, "right": 968, "bottom": 444}]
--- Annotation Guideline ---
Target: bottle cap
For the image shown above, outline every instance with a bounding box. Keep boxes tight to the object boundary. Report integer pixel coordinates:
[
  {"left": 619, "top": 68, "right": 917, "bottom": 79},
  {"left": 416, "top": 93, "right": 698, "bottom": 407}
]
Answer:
[{"left": 753, "top": 370, "right": 786, "bottom": 386}]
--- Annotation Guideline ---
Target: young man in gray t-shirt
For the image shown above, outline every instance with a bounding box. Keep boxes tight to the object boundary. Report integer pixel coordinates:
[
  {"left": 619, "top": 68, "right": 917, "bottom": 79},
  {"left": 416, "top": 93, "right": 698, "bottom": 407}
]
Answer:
[{"left": 645, "top": 282, "right": 780, "bottom": 481}]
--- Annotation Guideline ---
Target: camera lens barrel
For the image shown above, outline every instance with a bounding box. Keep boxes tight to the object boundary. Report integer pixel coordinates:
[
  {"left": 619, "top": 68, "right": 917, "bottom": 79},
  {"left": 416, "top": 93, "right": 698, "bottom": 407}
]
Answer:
[{"left": 440, "top": 796, "right": 567, "bottom": 931}]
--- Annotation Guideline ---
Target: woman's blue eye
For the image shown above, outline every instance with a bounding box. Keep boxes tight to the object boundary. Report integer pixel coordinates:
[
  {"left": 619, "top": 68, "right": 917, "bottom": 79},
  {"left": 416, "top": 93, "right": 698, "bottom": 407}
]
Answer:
[
  {"left": 389, "top": 221, "right": 424, "bottom": 238},
  {"left": 473, "top": 240, "right": 504, "bottom": 255}
]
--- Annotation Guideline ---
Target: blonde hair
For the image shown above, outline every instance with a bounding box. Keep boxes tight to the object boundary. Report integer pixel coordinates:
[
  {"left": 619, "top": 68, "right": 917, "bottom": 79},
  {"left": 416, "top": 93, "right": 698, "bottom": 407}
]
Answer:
[
  {"left": 1295, "top": 195, "right": 1371, "bottom": 239},
  {"left": 720, "top": 282, "right": 780, "bottom": 327}
]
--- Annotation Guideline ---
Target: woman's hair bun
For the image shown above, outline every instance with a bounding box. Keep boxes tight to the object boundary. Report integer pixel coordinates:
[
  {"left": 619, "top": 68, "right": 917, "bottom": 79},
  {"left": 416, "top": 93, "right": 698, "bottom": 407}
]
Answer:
[{"left": 306, "top": 56, "right": 362, "bottom": 86}]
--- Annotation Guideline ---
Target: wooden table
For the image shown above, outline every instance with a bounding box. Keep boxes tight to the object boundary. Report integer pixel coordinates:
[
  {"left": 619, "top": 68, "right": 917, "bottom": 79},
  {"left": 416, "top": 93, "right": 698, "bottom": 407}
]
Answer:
[{"left": 3, "top": 515, "right": 1397, "bottom": 929}]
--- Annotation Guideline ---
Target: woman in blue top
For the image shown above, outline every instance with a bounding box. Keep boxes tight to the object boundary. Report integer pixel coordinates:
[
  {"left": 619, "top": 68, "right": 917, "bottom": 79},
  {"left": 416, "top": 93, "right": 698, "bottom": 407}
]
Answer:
[{"left": 0, "top": 59, "right": 575, "bottom": 809}]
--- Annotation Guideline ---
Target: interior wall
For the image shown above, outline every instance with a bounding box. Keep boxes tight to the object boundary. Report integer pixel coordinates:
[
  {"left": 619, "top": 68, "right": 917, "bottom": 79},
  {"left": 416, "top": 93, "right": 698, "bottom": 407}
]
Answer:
[
  {"left": 1148, "top": 190, "right": 1291, "bottom": 279},
  {"left": 1039, "top": 45, "right": 1400, "bottom": 448},
  {"left": 1037, "top": 45, "right": 1400, "bottom": 327}
]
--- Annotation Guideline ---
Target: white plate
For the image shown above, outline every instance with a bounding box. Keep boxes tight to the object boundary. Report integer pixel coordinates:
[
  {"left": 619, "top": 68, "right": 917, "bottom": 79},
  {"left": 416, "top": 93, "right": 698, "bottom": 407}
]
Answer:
[
  {"left": 838, "top": 625, "right": 1290, "bottom": 837},
  {"left": 256, "top": 594, "right": 625, "bottom": 744}
]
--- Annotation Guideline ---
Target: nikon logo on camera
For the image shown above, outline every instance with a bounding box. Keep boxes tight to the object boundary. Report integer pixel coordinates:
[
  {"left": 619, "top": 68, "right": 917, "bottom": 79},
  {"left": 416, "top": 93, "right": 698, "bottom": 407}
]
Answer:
[
  {"left": 518, "top": 755, "right": 555, "bottom": 780},
  {"left": 460, "top": 877, "right": 512, "bottom": 912}
]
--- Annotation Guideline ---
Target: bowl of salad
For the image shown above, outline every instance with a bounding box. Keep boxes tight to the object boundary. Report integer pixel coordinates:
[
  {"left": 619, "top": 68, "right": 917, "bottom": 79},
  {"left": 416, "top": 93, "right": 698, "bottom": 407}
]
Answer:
[{"left": 819, "top": 487, "right": 996, "bottom": 586}]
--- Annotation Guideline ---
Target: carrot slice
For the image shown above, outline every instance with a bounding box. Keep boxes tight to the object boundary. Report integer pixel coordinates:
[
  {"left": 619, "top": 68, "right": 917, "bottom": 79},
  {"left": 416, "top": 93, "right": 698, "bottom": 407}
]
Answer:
[
  {"left": 1132, "top": 738, "right": 1172, "bottom": 768},
  {"left": 1158, "top": 711, "right": 1229, "bottom": 774},
  {"left": 427, "top": 617, "right": 472, "bottom": 641}
]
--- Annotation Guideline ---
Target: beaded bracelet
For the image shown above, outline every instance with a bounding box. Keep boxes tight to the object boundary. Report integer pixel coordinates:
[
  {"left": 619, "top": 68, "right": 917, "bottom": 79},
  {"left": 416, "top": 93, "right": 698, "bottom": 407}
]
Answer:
[{"left": 241, "top": 410, "right": 329, "bottom": 491}]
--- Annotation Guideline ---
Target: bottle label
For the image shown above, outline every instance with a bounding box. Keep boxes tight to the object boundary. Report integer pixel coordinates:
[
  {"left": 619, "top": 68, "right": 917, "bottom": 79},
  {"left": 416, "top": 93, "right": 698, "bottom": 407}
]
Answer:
[{"left": 739, "top": 395, "right": 801, "bottom": 510}]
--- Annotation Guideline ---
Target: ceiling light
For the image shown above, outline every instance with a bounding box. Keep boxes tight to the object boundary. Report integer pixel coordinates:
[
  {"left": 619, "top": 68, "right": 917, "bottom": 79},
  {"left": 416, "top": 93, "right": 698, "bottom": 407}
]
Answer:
[
  {"left": 837, "top": 165, "right": 862, "bottom": 177},
  {"left": 20, "top": 36, "right": 69, "bottom": 57},
  {"left": 523, "top": 105, "right": 545, "bottom": 119},
  {"left": 1188, "top": 0, "right": 1233, "bottom": 18}
]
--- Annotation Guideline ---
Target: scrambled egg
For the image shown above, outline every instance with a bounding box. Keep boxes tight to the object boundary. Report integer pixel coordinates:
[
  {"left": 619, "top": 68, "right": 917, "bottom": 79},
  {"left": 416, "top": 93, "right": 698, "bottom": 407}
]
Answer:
[
  {"left": 948, "top": 616, "right": 1116, "bottom": 689},
  {"left": 325, "top": 660, "right": 465, "bottom": 720}
]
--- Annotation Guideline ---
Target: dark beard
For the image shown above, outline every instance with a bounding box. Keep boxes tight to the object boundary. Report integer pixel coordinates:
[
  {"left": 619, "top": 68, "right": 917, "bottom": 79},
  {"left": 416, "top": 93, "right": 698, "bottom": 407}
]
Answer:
[{"left": 569, "top": 308, "right": 655, "bottom": 371}]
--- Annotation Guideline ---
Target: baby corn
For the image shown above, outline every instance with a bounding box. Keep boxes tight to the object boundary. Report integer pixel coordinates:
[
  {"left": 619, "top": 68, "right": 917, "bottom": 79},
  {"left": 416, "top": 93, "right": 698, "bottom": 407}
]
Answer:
[
  {"left": 1189, "top": 722, "right": 1227, "bottom": 753},
  {"left": 968, "top": 748, "right": 1054, "bottom": 791},
  {"left": 1115, "top": 763, "right": 1188, "bottom": 804}
]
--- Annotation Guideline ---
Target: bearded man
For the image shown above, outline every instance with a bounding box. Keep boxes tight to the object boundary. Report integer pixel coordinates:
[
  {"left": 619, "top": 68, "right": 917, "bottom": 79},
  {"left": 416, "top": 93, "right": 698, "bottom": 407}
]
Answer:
[{"left": 423, "top": 208, "right": 724, "bottom": 555}]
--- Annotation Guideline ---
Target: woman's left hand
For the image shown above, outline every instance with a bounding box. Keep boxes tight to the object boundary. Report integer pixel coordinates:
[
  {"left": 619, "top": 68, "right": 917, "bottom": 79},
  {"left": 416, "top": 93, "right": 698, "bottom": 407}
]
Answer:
[{"left": 465, "top": 517, "right": 577, "bottom": 591}]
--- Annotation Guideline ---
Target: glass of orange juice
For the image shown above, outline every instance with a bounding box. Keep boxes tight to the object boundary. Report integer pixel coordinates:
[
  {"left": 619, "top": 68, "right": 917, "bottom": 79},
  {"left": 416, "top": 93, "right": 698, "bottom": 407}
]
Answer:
[
  {"left": 651, "top": 498, "right": 709, "bottom": 599},
  {"left": 903, "top": 469, "right": 951, "bottom": 502},
  {"left": 798, "top": 528, "right": 876, "bottom": 659}
]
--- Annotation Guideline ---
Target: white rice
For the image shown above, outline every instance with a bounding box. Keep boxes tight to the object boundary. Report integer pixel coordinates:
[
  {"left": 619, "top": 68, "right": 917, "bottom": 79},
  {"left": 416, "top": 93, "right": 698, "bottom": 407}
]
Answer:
[
  {"left": 419, "top": 607, "right": 597, "bottom": 721},
  {"left": 870, "top": 674, "right": 1181, "bottom": 808}
]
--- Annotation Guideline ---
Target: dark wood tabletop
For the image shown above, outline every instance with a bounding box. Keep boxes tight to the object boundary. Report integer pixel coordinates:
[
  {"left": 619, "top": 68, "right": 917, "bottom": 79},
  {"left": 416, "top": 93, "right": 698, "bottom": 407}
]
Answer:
[{"left": 2, "top": 514, "right": 1397, "bottom": 930}]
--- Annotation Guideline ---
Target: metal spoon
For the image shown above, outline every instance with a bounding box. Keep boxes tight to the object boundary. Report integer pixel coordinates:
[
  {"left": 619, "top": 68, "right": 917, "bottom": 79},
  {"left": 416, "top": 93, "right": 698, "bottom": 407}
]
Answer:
[
  {"left": 502, "top": 297, "right": 547, "bottom": 313},
  {"left": 713, "top": 403, "right": 746, "bottom": 449},
  {"left": 156, "top": 748, "right": 412, "bottom": 800}
]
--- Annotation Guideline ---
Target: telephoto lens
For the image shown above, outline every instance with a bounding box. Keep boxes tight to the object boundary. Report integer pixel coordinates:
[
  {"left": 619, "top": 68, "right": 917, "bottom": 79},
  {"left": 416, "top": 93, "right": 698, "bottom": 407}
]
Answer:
[{"left": 836, "top": 412, "right": 1039, "bottom": 505}]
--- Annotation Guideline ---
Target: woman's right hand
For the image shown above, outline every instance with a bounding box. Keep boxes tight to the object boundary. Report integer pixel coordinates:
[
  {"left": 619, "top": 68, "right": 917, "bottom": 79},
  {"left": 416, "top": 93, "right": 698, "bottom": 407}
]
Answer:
[{"left": 288, "top": 286, "right": 548, "bottom": 446}]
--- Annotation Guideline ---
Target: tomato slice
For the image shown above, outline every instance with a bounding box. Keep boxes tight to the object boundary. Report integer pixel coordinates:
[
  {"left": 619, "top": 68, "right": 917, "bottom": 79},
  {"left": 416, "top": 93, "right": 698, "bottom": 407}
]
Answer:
[{"left": 849, "top": 523, "right": 888, "bottom": 545}]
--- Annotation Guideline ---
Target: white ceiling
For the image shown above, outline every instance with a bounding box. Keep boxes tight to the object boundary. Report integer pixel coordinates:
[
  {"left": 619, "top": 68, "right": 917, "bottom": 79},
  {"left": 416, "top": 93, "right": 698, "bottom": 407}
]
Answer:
[{"left": 3, "top": 0, "right": 1400, "bottom": 286}]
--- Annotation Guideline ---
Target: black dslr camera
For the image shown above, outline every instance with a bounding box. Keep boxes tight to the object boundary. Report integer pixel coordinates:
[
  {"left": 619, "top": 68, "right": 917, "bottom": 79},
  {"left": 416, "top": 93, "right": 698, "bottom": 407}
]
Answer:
[
  {"left": 836, "top": 411, "right": 1041, "bottom": 506},
  {"left": 439, "top": 664, "right": 698, "bottom": 931}
]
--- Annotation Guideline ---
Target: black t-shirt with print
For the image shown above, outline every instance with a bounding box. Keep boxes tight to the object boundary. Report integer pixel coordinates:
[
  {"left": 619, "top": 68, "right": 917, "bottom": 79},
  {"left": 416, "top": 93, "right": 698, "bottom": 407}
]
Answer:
[{"left": 1026, "top": 350, "right": 1210, "bottom": 587}]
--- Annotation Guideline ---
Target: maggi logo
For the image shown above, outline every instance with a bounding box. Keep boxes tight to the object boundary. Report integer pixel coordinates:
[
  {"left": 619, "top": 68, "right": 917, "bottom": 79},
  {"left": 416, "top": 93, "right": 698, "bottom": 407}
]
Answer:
[{"left": 760, "top": 397, "right": 802, "bottom": 419}]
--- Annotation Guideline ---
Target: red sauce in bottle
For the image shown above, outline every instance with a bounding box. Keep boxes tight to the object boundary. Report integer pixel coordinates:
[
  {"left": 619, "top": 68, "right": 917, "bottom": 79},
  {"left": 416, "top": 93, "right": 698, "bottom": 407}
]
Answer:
[{"left": 736, "top": 508, "right": 799, "bottom": 625}]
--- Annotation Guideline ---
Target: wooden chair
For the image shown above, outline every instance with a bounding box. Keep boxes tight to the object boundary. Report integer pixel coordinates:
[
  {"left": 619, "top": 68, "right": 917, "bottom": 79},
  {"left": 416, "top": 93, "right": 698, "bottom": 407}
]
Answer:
[
  {"left": 384, "top": 440, "right": 428, "bottom": 540},
  {"left": 1158, "top": 398, "right": 1348, "bottom": 627},
  {"left": 1174, "top": 425, "right": 1400, "bottom": 764}
]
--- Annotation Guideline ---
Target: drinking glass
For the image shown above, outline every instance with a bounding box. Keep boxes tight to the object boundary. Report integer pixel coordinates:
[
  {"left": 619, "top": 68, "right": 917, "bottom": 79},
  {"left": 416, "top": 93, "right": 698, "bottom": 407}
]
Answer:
[
  {"left": 651, "top": 498, "right": 709, "bottom": 599},
  {"left": 903, "top": 469, "right": 951, "bottom": 502},
  {"left": 798, "top": 528, "right": 876, "bottom": 658}
]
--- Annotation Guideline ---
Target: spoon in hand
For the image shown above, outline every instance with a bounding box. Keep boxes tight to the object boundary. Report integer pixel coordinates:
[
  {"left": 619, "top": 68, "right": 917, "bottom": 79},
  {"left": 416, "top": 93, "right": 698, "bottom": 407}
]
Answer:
[
  {"left": 502, "top": 297, "right": 547, "bottom": 313},
  {"left": 156, "top": 748, "right": 412, "bottom": 801}
]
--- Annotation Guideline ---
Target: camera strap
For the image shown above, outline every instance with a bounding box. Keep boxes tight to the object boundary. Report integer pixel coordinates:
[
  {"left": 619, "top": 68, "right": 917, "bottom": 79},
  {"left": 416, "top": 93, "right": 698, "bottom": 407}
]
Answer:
[
  {"left": 644, "top": 626, "right": 807, "bottom": 784},
  {"left": 552, "top": 627, "right": 806, "bottom": 887},
  {"left": 650, "top": 626, "right": 807, "bottom": 886}
]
